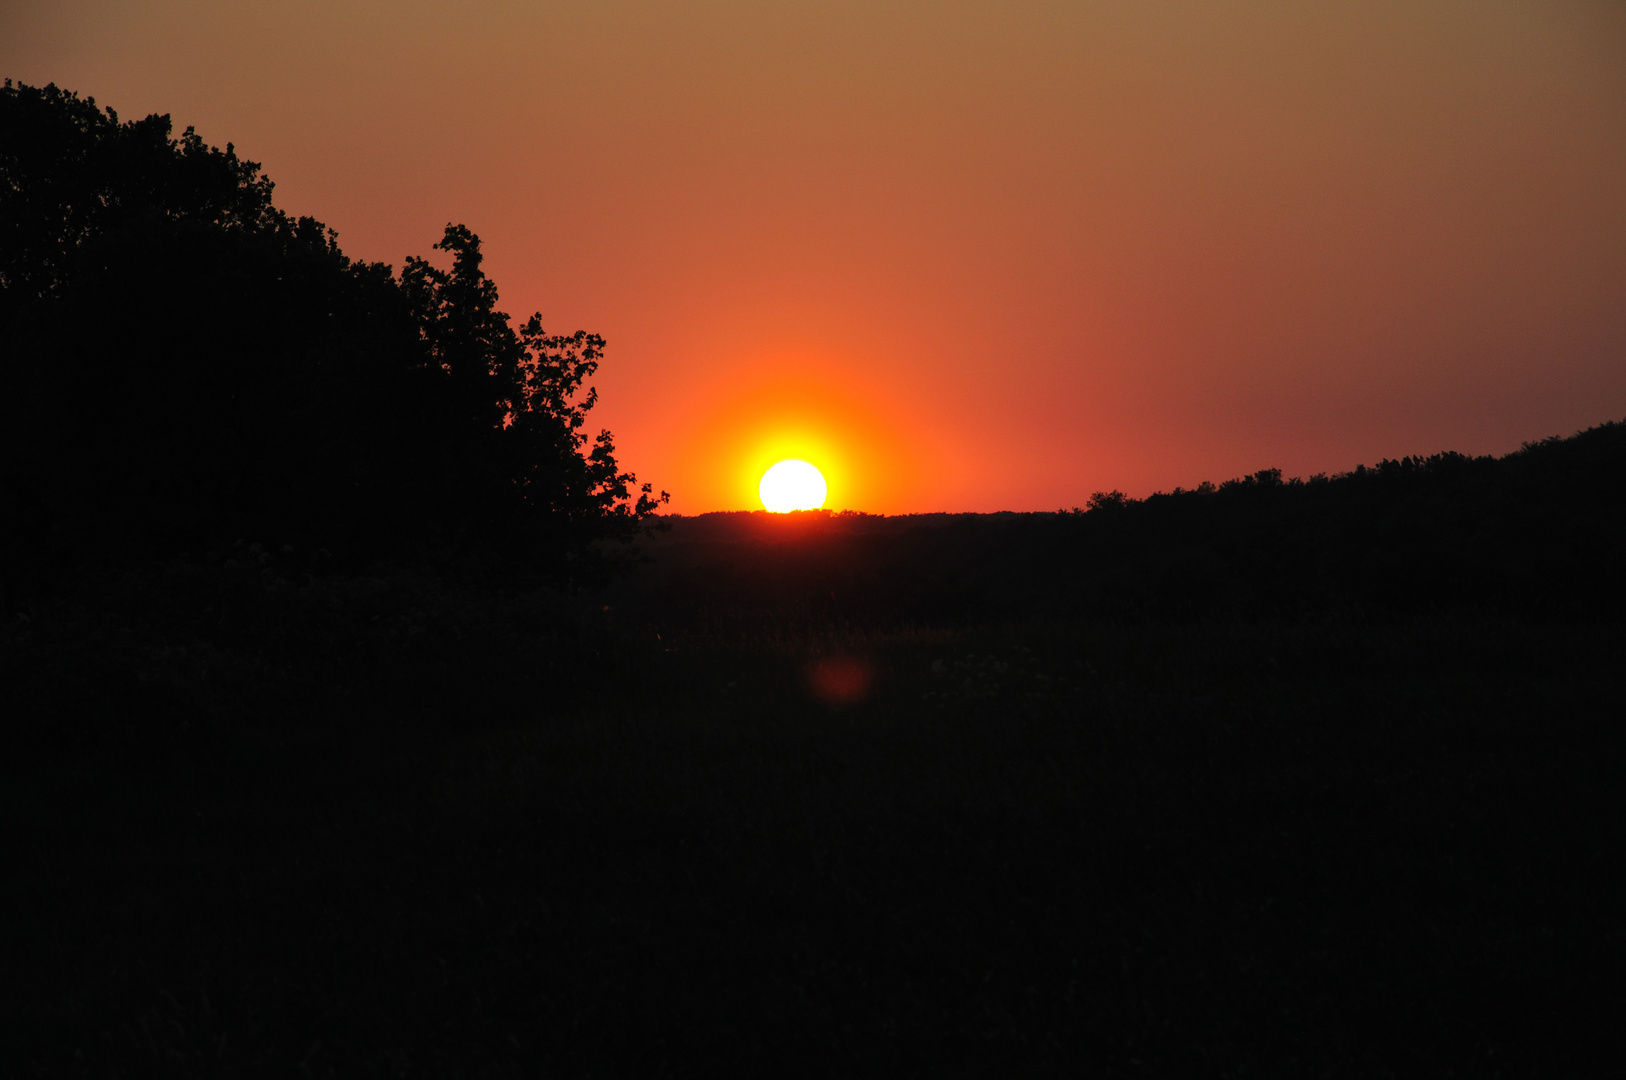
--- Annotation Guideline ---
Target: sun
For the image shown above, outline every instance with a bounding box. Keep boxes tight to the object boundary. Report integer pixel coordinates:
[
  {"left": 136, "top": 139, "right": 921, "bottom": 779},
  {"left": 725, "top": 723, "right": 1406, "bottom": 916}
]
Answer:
[{"left": 759, "top": 459, "right": 827, "bottom": 512}]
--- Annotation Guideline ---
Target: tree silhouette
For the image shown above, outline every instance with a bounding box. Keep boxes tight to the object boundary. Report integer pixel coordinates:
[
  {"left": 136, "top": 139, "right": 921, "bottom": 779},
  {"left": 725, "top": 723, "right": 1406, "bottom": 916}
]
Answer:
[
  {"left": 1, "top": 81, "right": 662, "bottom": 597},
  {"left": 400, "top": 224, "right": 666, "bottom": 553}
]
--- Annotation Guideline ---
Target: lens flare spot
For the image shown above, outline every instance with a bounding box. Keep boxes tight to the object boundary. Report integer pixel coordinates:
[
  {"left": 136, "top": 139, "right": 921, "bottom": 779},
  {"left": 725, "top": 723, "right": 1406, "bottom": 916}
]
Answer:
[{"left": 806, "top": 656, "right": 873, "bottom": 705}]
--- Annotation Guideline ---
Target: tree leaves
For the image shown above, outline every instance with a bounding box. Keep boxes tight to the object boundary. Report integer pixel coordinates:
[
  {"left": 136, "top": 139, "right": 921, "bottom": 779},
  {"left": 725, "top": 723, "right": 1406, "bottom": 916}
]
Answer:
[{"left": 1, "top": 82, "right": 663, "bottom": 598}]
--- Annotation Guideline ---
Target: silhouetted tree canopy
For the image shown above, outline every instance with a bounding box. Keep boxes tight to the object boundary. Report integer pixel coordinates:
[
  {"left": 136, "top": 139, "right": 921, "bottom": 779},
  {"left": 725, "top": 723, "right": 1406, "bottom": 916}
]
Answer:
[{"left": 1, "top": 81, "right": 663, "bottom": 597}]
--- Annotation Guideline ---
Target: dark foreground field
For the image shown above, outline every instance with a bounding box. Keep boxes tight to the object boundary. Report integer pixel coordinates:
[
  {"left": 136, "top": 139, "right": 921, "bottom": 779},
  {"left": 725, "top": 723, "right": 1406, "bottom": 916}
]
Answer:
[{"left": 5, "top": 508, "right": 1625, "bottom": 1077}]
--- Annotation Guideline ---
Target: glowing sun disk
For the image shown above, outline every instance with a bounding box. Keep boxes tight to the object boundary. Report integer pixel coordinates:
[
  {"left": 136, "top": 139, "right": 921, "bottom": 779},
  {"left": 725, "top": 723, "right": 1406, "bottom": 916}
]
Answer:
[{"left": 759, "top": 459, "right": 827, "bottom": 512}]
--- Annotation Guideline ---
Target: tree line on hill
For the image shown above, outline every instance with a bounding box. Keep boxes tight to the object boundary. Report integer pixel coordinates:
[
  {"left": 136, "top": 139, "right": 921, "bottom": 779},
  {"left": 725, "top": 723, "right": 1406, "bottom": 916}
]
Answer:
[
  {"left": 623, "top": 423, "right": 1626, "bottom": 627},
  {"left": 1050, "top": 429, "right": 1626, "bottom": 619},
  {"left": 5, "top": 81, "right": 1621, "bottom": 623},
  {"left": 0, "top": 81, "right": 664, "bottom": 603}
]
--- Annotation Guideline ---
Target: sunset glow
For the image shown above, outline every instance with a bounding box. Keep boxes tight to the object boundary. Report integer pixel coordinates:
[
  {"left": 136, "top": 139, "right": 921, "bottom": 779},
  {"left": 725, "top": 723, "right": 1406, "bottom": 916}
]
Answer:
[
  {"left": 4, "top": 12, "right": 1620, "bottom": 1069},
  {"left": 759, "top": 459, "right": 827, "bottom": 513},
  {"left": 8, "top": 2, "right": 1622, "bottom": 511}
]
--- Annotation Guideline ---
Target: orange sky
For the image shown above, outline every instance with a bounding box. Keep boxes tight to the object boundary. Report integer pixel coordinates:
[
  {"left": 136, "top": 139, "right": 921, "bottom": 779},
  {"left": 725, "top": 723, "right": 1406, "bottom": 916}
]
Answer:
[{"left": 6, "top": 1, "right": 1624, "bottom": 513}]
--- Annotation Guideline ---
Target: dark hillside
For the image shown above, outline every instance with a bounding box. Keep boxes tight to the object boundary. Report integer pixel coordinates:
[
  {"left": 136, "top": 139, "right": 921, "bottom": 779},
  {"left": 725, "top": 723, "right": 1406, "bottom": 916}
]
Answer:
[
  {"left": 617, "top": 420, "right": 1626, "bottom": 631},
  {"left": 6, "top": 426, "right": 1625, "bottom": 1076}
]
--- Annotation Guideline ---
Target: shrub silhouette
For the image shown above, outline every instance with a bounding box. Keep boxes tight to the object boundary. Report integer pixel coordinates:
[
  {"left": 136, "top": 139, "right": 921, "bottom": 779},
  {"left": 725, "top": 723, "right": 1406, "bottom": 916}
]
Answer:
[{"left": 0, "top": 82, "right": 662, "bottom": 598}]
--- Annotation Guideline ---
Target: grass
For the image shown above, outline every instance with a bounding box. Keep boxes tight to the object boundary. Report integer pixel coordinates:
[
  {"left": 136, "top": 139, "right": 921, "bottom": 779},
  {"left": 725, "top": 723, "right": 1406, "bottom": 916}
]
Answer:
[{"left": 3, "top": 543, "right": 1624, "bottom": 1076}]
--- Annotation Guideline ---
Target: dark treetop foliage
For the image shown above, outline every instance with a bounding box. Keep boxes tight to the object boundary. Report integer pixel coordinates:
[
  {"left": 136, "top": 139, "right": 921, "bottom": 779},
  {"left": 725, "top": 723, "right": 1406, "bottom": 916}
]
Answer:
[{"left": 1, "top": 81, "right": 663, "bottom": 598}]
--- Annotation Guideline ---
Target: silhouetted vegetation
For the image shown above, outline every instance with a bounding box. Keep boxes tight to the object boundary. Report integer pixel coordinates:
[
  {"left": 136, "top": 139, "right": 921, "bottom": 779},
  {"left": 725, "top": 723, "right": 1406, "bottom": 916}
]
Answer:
[
  {"left": 1, "top": 81, "right": 663, "bottom": 602},
  {"left": 612, "top": 422, "right": 1626, "bottom": 632},
  {"left": 4, "top": 84, "right": 1623, "bottom": 1076}
]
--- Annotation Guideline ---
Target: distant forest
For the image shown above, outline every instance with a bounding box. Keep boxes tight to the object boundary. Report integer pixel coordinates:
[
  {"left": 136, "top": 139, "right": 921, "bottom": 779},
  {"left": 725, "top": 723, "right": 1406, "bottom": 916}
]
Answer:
[
  {"left": 1022, "top": 428, "right": 1626, "bottom": 620},
  {"left": 3, "top": 80, "right": 1622, "bottom": 620},
  {"left": 623, "top": 420, "right": 1626, "bottom": 628}
]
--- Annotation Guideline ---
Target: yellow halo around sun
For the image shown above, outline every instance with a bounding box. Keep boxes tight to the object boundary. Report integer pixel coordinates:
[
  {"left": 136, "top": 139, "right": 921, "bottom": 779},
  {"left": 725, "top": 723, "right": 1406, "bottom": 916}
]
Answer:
[{"left": 759, "top": 459, "right": 827, "bottom": 512}]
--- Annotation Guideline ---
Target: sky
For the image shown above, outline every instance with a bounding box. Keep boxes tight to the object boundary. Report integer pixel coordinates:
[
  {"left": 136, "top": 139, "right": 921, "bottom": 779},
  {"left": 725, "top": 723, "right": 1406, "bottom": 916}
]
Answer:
[{"left": 5, "top": 1, "right": 1624, "bottom": 513}]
